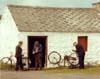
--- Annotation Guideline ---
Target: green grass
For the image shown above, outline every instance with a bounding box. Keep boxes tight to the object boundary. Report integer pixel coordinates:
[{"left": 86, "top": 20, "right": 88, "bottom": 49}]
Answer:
[
  {"left": 0, "top": 61, "right": 15, "bottom": 70},
  {"left": 45, "top": 66, "right": 100, "bottom": 75},
  {"left": 0, "top": 60, "right": 100, "bottom": 75}
]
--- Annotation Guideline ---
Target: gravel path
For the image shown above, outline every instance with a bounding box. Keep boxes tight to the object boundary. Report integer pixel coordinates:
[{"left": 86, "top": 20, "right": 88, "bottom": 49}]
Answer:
[{"left": 0, "top": 70, "right": 100, "bottom": 79}]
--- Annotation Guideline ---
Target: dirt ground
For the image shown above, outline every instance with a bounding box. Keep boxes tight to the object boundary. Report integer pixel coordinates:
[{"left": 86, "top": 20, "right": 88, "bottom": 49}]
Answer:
[{"left": 0, "top": 70, "right": 100, "bottom": 79}]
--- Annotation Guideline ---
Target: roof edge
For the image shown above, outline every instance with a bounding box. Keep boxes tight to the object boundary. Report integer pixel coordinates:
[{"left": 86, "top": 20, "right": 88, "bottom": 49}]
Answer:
[{"left": 8, "top": 4, "right": 95, "bottom": 10}]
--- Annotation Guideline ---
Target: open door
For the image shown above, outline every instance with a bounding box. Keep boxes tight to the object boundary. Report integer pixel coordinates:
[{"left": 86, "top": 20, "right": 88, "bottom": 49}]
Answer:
[{"left": 28, "top": 36, "right": 48, "bottom": 68}]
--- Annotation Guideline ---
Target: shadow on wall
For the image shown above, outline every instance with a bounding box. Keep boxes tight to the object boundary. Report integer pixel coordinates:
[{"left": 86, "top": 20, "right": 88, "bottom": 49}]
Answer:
[{"left": 0, "top": 15, "right": 2, "bottom": 20}]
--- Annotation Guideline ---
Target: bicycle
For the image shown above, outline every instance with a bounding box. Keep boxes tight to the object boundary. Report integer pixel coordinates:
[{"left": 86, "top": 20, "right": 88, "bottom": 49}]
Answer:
[
  {"left": 0, "top": 51, "right": 29, "bottom": 70},
  {"left": 48, "top": 51, "right": 79, "bottom": 68},
  {"left": 0, "top": 52, "right": 16, "bottom": 70}
]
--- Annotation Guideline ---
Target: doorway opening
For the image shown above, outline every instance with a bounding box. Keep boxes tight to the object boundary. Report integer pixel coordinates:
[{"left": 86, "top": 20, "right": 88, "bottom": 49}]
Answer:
[{"left": 28, "top": 36, "right": 48, "bottom": 68}]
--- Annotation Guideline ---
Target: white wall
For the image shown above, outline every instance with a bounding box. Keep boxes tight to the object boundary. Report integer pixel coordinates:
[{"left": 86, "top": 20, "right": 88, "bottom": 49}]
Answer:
[
  {"left": 0, "top": 7, "right": 19, "bottom": 59},
  {"left": 18, "top": 32, "right": 100, "bottom": 67},
  {"left": 0, "top": 6, "right": 100, "bottom": 68}
]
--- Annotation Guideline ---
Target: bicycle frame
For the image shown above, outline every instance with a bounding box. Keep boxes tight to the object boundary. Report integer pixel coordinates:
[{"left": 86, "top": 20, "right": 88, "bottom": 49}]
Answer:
[{"left": 48, "top": 51, "right": 79, "bottom": 68}]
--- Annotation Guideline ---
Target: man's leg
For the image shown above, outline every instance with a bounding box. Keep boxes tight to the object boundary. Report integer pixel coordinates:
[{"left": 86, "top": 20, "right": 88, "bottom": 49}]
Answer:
[
  {"left": 15, "top": 57, "right": 20, "bottom": 71},
  {"left": 79, "top": 56, "right": 82, "bottom": 69},
  {"left": 81, "top": 54, "right": 85, "bottom": 69},
  {"left": 35, "top": 54, "right": 38, "bottom": 70},
  {"left": 38, "top": 53, "right": 42, "bottom": 70},
  {"left": 19, "top": 57, "right": 23, "bottom": 70}
]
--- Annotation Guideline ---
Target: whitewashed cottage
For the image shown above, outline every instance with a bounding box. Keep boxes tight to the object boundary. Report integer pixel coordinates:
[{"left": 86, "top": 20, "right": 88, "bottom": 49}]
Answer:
[{"left": 0, "top": 2, "right": 100, "bottom": 68}]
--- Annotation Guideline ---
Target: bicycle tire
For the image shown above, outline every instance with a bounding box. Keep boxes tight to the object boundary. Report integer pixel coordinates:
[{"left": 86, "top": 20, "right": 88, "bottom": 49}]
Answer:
[
  {"left": 0, "top": 57, "right": 11, "bottom": 64},
  {"left": 48, "top": 51, "right": 61, "bottom": 64},
  {"left": 0, "top": 57, "right": 14, "bottom": 68},
  {"left": 68, "top": 53, "right": 79, "bottom": 66}
]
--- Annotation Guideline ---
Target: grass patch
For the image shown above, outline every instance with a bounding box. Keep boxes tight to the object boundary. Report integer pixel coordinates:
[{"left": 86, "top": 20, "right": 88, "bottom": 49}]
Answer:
[
  {"left": 0, "top": 61, "right": 15, "bottom": 70},
  {"left": 45, "top": 66, "right": 100, "bottom": 75}
]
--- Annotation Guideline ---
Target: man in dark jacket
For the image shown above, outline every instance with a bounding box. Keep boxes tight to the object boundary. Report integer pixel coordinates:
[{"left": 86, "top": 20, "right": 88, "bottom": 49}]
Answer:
[
  {"left": 73, "top": 42, "right": 85, "bottom": 69},
  {"left": 15, "top": 41, "right": 23, "bottom": 71}
]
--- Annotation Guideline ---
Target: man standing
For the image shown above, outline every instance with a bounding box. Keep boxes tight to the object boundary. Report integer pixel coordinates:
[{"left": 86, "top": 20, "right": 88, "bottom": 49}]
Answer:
[
  {"left": 33, "top": 41, "right": 42, "bottom": 70},
  {"left": 15, "top": 41, "right": 23, "bottom": 71},
  {"left": 73, "top": 42, "right": 85, "bottom": 69}
]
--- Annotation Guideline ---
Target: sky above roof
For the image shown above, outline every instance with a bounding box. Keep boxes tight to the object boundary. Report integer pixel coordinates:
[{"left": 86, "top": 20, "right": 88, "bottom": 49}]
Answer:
[{"left": 0, "top": 0, "right": 100, "bottom": 14}]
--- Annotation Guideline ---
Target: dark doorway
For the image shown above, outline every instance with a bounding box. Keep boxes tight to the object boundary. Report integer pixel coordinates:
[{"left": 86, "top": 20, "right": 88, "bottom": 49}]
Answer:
[{"left": 28, "top": 36, "right": 48, "bottom": 68}]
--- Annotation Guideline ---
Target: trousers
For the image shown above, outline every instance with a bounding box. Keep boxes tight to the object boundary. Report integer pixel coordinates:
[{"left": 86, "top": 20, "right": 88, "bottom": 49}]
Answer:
[
  {"left": 15, "top": 56, "right": 23, "bottom": 70},
  {"left": 34, "top": 53, "right": 42, "bottom": 69},
  {"left": 78, "top": 54, "right": 85, "bottom": 69}
]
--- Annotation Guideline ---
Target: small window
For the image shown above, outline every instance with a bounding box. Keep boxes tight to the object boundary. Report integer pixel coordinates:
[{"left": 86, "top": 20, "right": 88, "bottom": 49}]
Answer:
[{"left": 78, "top": 36, "right": 88, "bottom": 51}]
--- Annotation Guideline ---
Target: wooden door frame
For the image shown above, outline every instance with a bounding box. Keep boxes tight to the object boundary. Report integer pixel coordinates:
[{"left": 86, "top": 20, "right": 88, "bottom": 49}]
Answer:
[{"left": 27, "top": 36, "right": 48, "bottom": 68}]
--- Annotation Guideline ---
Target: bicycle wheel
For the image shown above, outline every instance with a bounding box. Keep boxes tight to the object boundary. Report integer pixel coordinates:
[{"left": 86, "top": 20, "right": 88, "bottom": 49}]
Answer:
[
  {"left": 0, "top": 57, "right": 11, "bottom": 64},
  {"left": 0, "top": 57, "right": 13, "bottom": 69},
  {"left": 68, "top": 53, "right": 79, "bottom": 66},
  {"left": 48, "top": 51, "right": 61, "bottom": 64}
]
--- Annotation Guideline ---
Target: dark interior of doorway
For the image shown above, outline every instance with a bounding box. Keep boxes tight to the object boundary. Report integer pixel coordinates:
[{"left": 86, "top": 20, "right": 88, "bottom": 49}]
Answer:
[{"left": 28, "top": 36, "right": 47, "bottom": 68}]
